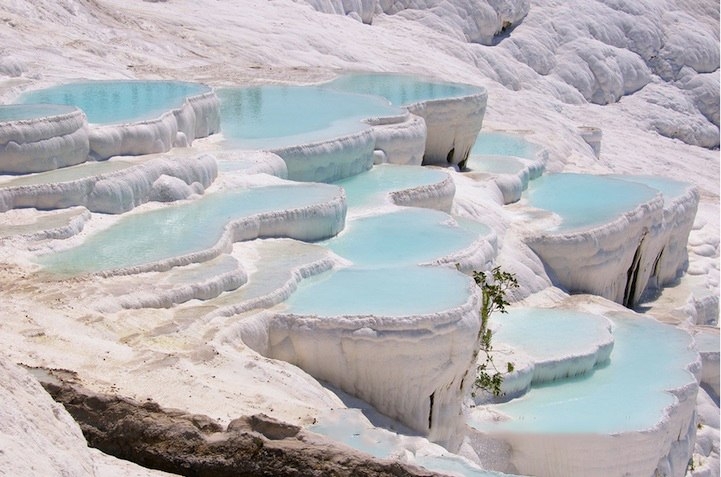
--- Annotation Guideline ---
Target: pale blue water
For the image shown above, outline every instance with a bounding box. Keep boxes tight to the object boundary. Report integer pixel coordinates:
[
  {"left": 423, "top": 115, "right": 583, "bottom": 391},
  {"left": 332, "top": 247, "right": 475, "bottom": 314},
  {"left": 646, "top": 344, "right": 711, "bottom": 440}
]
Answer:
[
  {"left": 218, "top": 85, "right": 402, "bottom": 149},
  {"left": 465, "top": 155, "right": 525, "bottom": 174},
  {"left": 324, "top": 208, "right": 476, "bottom": 267},
  {"left": 492, "top": 308, "right": 612, "bottom": 361},
  {"left": 0, "top": 103, "right": 78, "bottom": 121},
  {"left": 333, "top": 164, "right": 449, "bottom": 208},
  {"left": 454, "top": 216, "right": 493, "bottom": 238},
  {"left": 472, "top": 313, "right": 697, "bottom": 433},
  {"left": 471, "top": 132, "right": 537, "bottom": 159},
  {"left": 525, "top": 173, "right": 659, "bottom": 231},
  {"left": 39, "top": 184, "right": 341, "bottom": 275},
  {"left": 610, "top": 174, "right": 692, "bottom": 200},
  {"left": 284, "top": 266, "right": 470, "bottom": 316},
  {"left": 323, "top": 73, "right": 483, "bottom": 106},
  {"left": 19, "top": 81, "right": 209, "bottom": 124}
]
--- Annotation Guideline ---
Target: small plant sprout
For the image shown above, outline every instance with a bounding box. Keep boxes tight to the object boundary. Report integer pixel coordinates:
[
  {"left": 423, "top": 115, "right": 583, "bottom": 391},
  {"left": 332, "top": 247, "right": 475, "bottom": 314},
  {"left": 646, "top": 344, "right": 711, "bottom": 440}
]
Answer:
[{"left": 470, "top": 266, "right": 518, "bottom": 397}]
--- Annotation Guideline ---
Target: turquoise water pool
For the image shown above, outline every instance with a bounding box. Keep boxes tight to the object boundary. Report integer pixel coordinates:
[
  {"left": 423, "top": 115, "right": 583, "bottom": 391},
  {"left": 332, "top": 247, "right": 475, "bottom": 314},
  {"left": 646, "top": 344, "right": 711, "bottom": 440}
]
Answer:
[
  {"left": 218, "top": 85, "right": 402, "bottom": 149},
  {"left": 611, "top": 174, "right": 693, "bottom": 200},
  {"left": 39, "top": 183, "right": 342, "bottom": 274},
  {"left": 333, "top": 164, "right": 449, "bottom": 208},
  {"left": 19, "top": 80, "right": 210, "bottom": 124},
  {"left": 323, "top": 73, "right": 483, "bottom": 106},
  {"left": 465, "top": 155, "right": 525, "bottom": 174},
  {"left": 284, "top": 265, "right": 471, "bottom": 317},
  {"left": 324, "top": 208, "right": 476, "bottom": 267},
  {"left": 525, "top": 173, "right": 659, "bottom": 231},
  {"left": 471, "top": 132, "right": 538, "bottom": 159},
  {"left": 472, "top": 312, "right": 697, "bottom": 434},
  {"left": 493, "top": 308, "right": 612, "bottom": 364}
]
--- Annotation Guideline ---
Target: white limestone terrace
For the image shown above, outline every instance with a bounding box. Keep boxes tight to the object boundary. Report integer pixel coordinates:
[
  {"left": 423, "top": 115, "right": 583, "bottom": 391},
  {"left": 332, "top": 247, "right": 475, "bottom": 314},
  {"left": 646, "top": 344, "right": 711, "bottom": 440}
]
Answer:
[
  {"left": 0, "top": 118, "right": 707, "bottom": 476},
  {"left": 0, "top": 0, "right": 717, "bottom": 476},
  {"left": 220, "top": 167, "right": 498, "bottom": 449},
  {"left": 218, "top": 76, "right": 487, "bottom": 182},
  {"left": 0, "top": 104, "right": 90, "bottom": 173},
  {"left": 15, "top": 80, "right": 221, "bottom": 161},
  {"left": 692, "top": 327, "right": 720, "bottom": 402},
  {"left": 36, "top": 176, "right": 347, "bottom": 277},
  {"left": 323, "top": 73, "right": 488, "bottom": 168},
  {"left": 0, "top": 206, "right": 90, "bottom": 241},
  {"left": 462, "top": 131, "right": 546, "bottom": 205},
  {"left": 469, "top": 304, "right": 701, "bottom": 477},
  {"left": 518, "top": 173, "right": 700, "bottom": 308},
  {"left": 243, "top": 265, "right": 482, "bottom": 449},
  {"left": 335, "top": 163, "right": 457, "bottom": 213},
  {"left": 0, "top": 153, "right": 217, "bottom": 214},
  {"left": 308, "top": 0, "right": 719, "bottom": 149},
  {"left": 480, "top": 307, "right": 614, "bottom": 402},
  {"left": 98, "top": 255, "right": 248, "bottom": 311}
]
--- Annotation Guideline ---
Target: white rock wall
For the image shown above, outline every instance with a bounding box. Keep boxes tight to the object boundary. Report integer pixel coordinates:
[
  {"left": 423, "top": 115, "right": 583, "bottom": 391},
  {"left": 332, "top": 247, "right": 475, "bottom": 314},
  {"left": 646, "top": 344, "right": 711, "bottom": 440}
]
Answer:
[
  {"left": 271, "top": 128, "right": 376, "bottom": 183},
  {"left": 263, "top": 288, "right": 481, "bottom": 450},
  {"left": 0, "top": 154, "right": 218, "bottom": 214},
  {"left": 406, "top": 91, "right": 487, "bottom": 168},
  {"left": 0, "top": 360, "right": 96, "bottom": 476},
  {"left": 368, "top": 112, "right": 427, "bottom": 166},
  {"left": 0, "top": 108, "right": 90, "bottom": 174},
  {"left": 524, "top": 193, "right": 667, "bottom": 307},
  {"left": 89, "top": 90, "right": 221, "bottom": 161}
]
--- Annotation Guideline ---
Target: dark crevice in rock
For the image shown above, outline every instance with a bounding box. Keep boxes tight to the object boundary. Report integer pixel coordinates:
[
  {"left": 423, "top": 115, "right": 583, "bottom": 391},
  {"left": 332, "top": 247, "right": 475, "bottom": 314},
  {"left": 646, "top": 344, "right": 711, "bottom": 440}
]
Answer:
[
  {"left": 623, "top": 233, "right": 646, "bottom": 309},
  {"left": 428, "top": 392, "right": 435, "bottom": 430},
  {"left": 33, "top": 368, "right": 442, "bottom": 477}
]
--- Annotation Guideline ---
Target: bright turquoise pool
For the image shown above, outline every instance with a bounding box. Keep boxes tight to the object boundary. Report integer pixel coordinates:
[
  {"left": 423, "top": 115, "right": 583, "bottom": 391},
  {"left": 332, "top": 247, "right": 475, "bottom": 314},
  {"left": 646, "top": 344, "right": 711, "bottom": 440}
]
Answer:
[
  {"left": 218, "top": 85, "right": 402, "bottom": 149},
  {"left": 493, "top": 308, "right": 613, "bottom": 365},
  {"left": 472, "top": 312, "right": 698, "bottom": 434},
  {"left": 333, "top": 164, "right": 449, "bottom": 208},
  {"left": 324, "top": 208, "right": 477, "bottom": 267},
  {"left": 611, "top": 175, "right": 693, "bottom": 200},
  {"left": 465, "top": 155, "right": 526, "bottom": 174},
  {"left": 284, "top": 266, "right": 471, "bottom": 317},
  {"left": 525, "top": 173, "right": 659, "bottom": 231},
  {"left": 39, "top": 183, "right": 343, "bottom": 274},
  {"left": 471, "top": 132, "right": 537, "bottom": 159},
  {"left": 19, "top": 80, "right": 210, "bottom": 124}
]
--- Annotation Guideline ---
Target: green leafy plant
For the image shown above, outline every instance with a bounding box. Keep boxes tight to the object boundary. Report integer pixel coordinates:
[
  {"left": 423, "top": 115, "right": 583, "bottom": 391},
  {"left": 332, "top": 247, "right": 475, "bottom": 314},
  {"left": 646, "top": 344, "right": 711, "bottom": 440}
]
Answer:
[{"left": 471, "top": 266, "right": 518, "bottom": 397}]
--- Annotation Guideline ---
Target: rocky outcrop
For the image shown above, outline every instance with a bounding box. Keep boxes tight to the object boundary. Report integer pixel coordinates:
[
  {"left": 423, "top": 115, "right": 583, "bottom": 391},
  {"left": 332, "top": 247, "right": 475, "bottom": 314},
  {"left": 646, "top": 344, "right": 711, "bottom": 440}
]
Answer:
[{"left": 36, "top": 369, "right": 442, "bottom": 477}]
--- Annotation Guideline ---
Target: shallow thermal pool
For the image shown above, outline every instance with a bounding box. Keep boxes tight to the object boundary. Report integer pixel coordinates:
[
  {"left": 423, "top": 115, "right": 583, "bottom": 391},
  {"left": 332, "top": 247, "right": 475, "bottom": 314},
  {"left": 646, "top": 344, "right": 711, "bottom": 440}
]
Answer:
[
  {"left": 524, "top": 173, "right": 660, "bottom": 231},
  {"left": 0, "top": 103, "right": 79, "bottom": 122},
  {"left": 610, "top": 174, "right": 693, "bottom": 200},
  {"left": 322, "top": 72, "right": 483, "bottom": 106},
  {"left": 324, "top": 208, "right": 477, "bottom": 267},
  {"left": 39, "top": 183, "right": 342, "bottom": 275},
  {"left": 465, "top": 155, "right": 526, "bottom": 175},
  {"left": 218, "top": 85, "right": 403, "bottom": 149},
  {"left": 493, "top": 308, "right": 612, "bottom": 363},
  {"left": 283, "top": 265, "right": 471, "bottom": 317},
  {"left": 19, "top": 80, "right": 210, "bottom": 124},
  {"left": 471, "top": 131, "right": 538, "bottom": 159},
  {"left": 333, "top": 163, "right": 450, "bottom": 208},
  {"left": 472, "top": 311, "right": 698, "bottom": 434}
]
